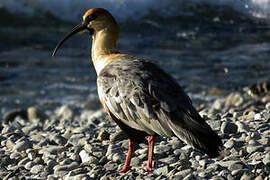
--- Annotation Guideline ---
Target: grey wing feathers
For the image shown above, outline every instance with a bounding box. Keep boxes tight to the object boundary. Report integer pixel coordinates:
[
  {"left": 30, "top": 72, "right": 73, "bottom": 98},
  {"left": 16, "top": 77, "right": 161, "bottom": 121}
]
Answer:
[{"left": 98, "top": 56, "right": 222, "bottom": 156}]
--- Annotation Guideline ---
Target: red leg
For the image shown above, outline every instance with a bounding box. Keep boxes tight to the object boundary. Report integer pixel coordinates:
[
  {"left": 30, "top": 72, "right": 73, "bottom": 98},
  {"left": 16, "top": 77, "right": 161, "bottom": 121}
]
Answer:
[
  {"left": 145, "top": 136, "right": 155, "bottom": 172},
  {"left": 119, "top": 139, "right": 135, "bottom": 173}
]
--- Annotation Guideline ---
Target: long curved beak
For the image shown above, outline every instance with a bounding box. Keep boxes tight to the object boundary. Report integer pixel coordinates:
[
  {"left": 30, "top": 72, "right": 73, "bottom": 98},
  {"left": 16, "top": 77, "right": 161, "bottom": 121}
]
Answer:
[{"left": 52, "top": 22, "right": 93, "bottom": 56}]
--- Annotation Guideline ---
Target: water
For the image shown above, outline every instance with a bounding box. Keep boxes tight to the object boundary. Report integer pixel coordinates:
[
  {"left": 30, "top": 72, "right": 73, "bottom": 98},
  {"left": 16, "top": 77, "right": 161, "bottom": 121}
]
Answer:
[{"left": 0, "top": 1, "right": 270, "bottom": 113}]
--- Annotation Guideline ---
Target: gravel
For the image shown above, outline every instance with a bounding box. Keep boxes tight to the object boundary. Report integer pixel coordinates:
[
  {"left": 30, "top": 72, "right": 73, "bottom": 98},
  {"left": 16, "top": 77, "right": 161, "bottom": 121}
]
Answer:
[{"left": 1, "top": 93, "right": 270, "bottom": 179}]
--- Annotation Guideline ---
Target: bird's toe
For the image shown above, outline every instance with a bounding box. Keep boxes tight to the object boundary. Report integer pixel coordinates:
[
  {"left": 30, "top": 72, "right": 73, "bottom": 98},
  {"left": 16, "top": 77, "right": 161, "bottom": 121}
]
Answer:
[{"left": 119, "top": 166, "right": 131, "bottom": 173}]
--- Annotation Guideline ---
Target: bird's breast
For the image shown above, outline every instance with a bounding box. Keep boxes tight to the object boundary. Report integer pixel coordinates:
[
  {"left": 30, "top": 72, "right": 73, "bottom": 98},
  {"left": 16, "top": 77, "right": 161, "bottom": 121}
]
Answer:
[{"left": 93, "top": 53, "right": 126, "bottom": 75}]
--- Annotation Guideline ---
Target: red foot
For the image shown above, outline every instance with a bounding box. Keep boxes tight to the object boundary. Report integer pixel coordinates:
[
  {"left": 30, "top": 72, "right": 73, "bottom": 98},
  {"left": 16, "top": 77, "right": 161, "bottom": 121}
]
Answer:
[
  {"left": 119, "top": 166, "right": 131, "bottom": 173},
  {"left": 145, "top": 166, "right": 152, "bottom": 172}
]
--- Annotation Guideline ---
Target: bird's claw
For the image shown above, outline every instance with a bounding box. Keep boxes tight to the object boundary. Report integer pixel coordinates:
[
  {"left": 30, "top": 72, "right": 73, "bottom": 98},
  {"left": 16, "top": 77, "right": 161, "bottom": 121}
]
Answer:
[
  {"left": 145, "top": 166, "right": 152, "bottom": 172},
  {"left": 119, "top": 166, "right": 131, "bottom": 173}
]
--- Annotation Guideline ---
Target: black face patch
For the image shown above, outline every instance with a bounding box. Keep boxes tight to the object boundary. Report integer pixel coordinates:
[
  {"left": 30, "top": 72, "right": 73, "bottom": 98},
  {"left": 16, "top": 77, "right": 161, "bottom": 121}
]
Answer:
[{"left": 85, "top": 14, "right": 97, "bottom": 24}]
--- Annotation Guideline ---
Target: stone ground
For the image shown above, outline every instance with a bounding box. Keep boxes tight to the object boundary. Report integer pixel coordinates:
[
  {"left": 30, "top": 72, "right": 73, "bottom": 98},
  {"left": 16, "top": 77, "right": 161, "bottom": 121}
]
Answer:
[{"left": 0, "top": 92, "right": 270, "bottom": 180}]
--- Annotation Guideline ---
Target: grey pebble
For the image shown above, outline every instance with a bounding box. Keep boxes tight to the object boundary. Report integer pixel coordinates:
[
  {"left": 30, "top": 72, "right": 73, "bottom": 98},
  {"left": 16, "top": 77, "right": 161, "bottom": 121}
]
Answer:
[
  {"left": 198, "top": 171, "right": 210, "bottom": 178},
  {"left": 240, "top": 172, "right": 256, "bottom": 180},
  {"left": 246, "top": 145, "right": 264, "bottom": 154},
  {"left": 235, "top": 121, "right": 249, "bottom": 132},
  {"left": 262, "top": 111, "right": 270, "bottom": 120},
  {"left": 47, "top": 159, "right": 58, "bottom": 170},
  {"left": 30, "top": 164, "right": 44, "bottom": 174},
  {"left": 97, "top": 129, "right": 110, "bottom": 141},
  {"left": 228, "top": 161, "right": 246, "bottom": 171},
  {"left": 112, "top": 153, "right": 124, "bottom": 163},
  {"left": 208, "top": 120, "right": 222, "bottom": 131},
  {"left": 104, "top": 162, "right": 118, "bottom": 171},
  {"left": 173, "top": 169, "right": 192, "bottom": 179},
  {"left": 9, "top": 151, "right": 22, "bottom": 159},
  {"left": 24, "top": 161, "right": 36, "bottom": 170},
  {"left": 13, "top": 138, "right": 32, "bottom": 152},
  {"left": 231, "top": 169, "right": 249, "bottom": 177},
  {"left": 155, "top": 165, "right": 169, "bottom": 175},
  {"left": 47, "top": 175, "right": 58, "bottom": 180},
  {"left": 68, "top": 134, "right": 85, "bottom": 146},
  {"left": 159, "top": 156, "right": 178, "bottom": 164},
  {"left": 223, "top": 139, "right": 234, "bottom": 149},
  {"left": 130, "top": 156, "right": 141, "bottom": 167},
  {"left": 183, "top": 174, "right": 196, "bottom": 180},
  {"left": 18, "top": 157, "right": 30, "bottom": 166},
  {"left": 221, "top": 121, "right": 238, "bottom": 134},
  {"left": 262, "top": 152, "right": 270, "bottom": 165},
  {"left": 79, "top": 150, "right": 98, "bottom": 164},
  {"left": 52, "top": 134, "right": 67, "bottom": 146},
  {"left": 54, "top": 162, "right": 79, "bottom": 177}
]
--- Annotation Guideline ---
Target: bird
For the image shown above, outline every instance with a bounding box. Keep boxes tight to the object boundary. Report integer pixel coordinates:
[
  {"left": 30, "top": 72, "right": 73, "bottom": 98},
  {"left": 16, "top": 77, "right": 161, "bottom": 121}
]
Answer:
[{"left": 52, "top": 8, "right": 223, "bottom": 173}]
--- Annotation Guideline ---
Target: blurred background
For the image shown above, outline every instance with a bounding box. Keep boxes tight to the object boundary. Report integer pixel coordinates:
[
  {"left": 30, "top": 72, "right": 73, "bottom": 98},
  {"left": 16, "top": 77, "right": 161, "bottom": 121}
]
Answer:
[{"left": 0, "top": 0, "right": 270, "bottom": 113}]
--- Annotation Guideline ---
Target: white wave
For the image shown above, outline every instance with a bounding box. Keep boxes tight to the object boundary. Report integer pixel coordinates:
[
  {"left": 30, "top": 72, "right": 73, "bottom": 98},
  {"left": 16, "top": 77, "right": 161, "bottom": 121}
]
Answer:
[{"left": 0, "top": 0, "right": 269, "bottom": 21}]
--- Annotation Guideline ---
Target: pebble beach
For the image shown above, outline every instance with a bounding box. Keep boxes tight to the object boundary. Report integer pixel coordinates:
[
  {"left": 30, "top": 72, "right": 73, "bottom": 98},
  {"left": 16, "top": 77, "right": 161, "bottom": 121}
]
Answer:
[
  {"left": 1, "top": 2, "right": 270, "bottom": 179},
  {"left": 1, "top": 91, "right": 270, "bottom": 179}
]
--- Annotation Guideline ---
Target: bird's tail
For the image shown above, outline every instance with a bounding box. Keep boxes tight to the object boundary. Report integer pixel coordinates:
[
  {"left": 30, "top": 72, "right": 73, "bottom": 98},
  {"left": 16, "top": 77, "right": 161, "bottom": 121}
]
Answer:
[{"left": 164, "top": 110, "right": 223, "bottom": 158}]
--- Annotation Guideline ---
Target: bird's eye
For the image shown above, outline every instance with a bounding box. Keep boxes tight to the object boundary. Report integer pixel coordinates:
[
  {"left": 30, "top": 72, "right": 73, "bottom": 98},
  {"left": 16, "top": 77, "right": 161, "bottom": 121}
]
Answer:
[{"left": 85, "top": 14, "right": 97, "bottom": 23}]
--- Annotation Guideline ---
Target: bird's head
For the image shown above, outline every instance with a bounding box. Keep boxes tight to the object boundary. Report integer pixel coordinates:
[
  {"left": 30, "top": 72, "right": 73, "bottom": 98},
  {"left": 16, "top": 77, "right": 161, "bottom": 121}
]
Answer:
[{"left": 52, "top": 8, "right": 118, "bottom": 56}]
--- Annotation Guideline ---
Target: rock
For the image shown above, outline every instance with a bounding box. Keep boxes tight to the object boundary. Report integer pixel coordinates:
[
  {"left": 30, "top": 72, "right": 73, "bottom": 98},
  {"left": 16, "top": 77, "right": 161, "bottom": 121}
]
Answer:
[
  {"left": 130, "top": 156, "right": 140, "bottom": 167},
  {"left": 169, "top": 137, "right": 182, "bottom": 149},
  {"left": 47, "top": 159, "right": 58, "bottom": 170},
  {"left": 27, "top": 107, "right": 41, "bottom": 122},
  {"left": 262, "top": 111, "right": 270, "bottom": 120},
  {"left": 231, "top": 169, "right": 249, "bottom": 177},
  {"left": 2, "top": 109, "right": 27, "bottom": 124},
  {"left": 183, "top": 174, "right": 196, "bottom": 180},
  {"left": 206, "top": 163, "right": 222, "bottom": 172},
  {"left": 0, "top": 155, "right": 15, "bottom": 167},
  {"left": 30, "top": 164, "right": 44, "bottom": 174},
  {"left": 6, "top": 139, "right": 15, "bottom": 150},
  {"left": 262, "top": 152, "right": 270, "bottom": 165},
  {"left": 246, "top": 145, "right": 264, "bottom": 154},
  {"left": 24, "top": 161, "right": 36, "bottom": 170},
  {"left": 39, "top": 146, "right": 67, "bottom": 155},
  {"left": 18, "top": 157, "right": 30, "bottom": 166},
  {"left": 79, "top": 150, "right": 98, "bottom": 164},
  {"left": 104, "top": 162, "right": 118, "bottom": 171},
  {"left": 27, "top": 150, "right": 37, "bottom": 160},
  {"left": 110, "top": 131, "right": 128, "bottom": 142},
  {"left": 155, "top": 165, "right": 168, "bottom": 175},
  {"left": 224, "top": 139, "right": 234, "bottom": 149},
  {"left": 221, "top": 121, "right": 238, "bottom": 134},
  {"left": 208, "top": 120, "right": 221, "bottom": 131},
  {"left": 218, "top": 160, "right": 239, "bottom": 168},
  {"left": 159, "top": 156, "right": 177, "bottom": 164},
  {"left": 225, "top": 93, "right": 244, "bottom": 107},
  {"left": 239, "top": 111, "right": 256, "bottom": 121},
  {"left": 56, "top": 105, "right": 73, "bottom": 120},
  {"left": 255, "top": 176, "right": 264, "bottom": 180},
  {"left": 13, "top": 138, "right": 32, "bottom": 152},
  {"left": 198, "top": 171, "right": 209, "bottom": 178},
  {"left": 106, "top": 144, "right": 123, "bottom": 157},
  {"left": 212, "top": 98, "right": 225, "bottom": 110},
  {"left": 47, "top": 175, "right": 58, "bottom": 180},
  {"left": 97, "top": 129, "right": 110, "bottom": 141},
  {"left": 240, "top": 172, "right": 255, "bottom": 180},
  {"left": 265, "top": 102, "right": 270, "bottom": 109},
  {"left": 112, "top": 153, "right": 124, "bottom": 163},
  {"left": 173, "top": 169, "right": 192, "bottom": 179},
  {"left": 254, "top": 113, "right": 261, "bottom": 120},
  {"left": 235, "top": 121, "right": 249, "bottom": 132},
  {"left": 68, "top": 134, "right": 85, "bottom": 146},
  {"left": 54, "top": 162, "right": 79, "bottom": 176},
  {"left": 228, "top": 161, "right": 246, "bottom": 171},
  {"left": 52, "top": 135, "right": 67, "bottom": 146},
  {"left": 9, "top": 151, "right": 22, "bottom": 159}
]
